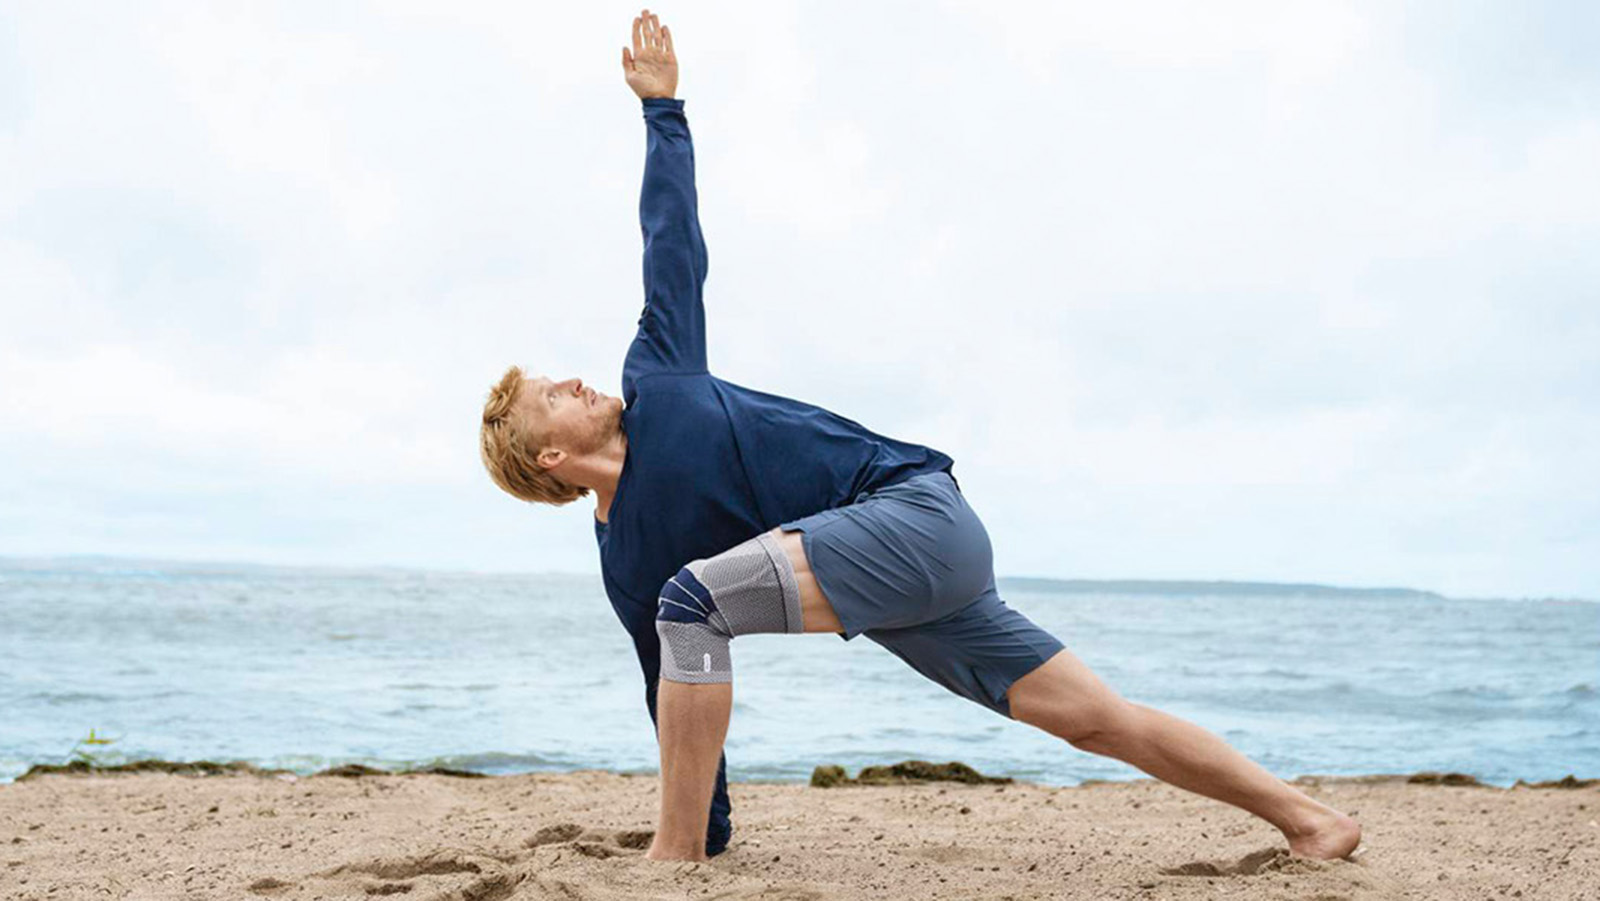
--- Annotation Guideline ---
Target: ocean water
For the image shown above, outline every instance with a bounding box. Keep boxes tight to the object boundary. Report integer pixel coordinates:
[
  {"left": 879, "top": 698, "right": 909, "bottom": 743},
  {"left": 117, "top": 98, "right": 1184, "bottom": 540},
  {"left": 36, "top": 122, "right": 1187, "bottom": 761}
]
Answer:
[{"left": 1, "top": 558, "right": 1595, "bottom": 787}]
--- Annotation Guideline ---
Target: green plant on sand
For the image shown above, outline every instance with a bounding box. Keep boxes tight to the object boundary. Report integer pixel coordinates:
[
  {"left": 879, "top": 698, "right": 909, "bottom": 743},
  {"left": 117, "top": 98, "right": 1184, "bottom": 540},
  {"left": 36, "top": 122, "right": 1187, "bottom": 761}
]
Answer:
[{"left": 65, "top": 728, "right": 121, "bottom": 766}]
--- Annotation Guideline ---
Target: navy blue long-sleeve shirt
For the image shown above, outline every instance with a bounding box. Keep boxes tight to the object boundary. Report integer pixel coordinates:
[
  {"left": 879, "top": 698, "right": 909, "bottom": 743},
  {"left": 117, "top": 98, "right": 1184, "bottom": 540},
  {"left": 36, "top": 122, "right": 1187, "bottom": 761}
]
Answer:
[{"left": 596, "top": 96, "right": 956, "bottom": 855}]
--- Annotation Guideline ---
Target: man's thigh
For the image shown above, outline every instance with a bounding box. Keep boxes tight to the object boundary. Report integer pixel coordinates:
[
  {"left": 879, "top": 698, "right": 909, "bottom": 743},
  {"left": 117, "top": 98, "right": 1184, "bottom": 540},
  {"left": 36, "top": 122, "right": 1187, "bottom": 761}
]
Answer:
[
  {"left": 775, "top": 471, "right": 993, "bottom": 638},
  {"left": 863, "top": 587, "right": 1066, "bottom": 718},
  {"left": 766, "top": 527, "right": 844, "bottom": 635}
]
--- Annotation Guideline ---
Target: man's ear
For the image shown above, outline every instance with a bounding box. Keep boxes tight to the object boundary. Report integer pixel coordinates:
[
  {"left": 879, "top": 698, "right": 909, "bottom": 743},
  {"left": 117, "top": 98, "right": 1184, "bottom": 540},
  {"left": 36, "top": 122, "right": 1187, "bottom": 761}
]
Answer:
[{"left": 537, "top": 447, "right": 566, "bottom": 471}]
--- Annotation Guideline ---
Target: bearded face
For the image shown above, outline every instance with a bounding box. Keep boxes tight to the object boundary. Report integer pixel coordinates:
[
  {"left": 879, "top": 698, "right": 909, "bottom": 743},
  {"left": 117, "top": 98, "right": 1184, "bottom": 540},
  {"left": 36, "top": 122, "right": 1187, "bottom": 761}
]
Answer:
[{"left": 517, "top": 375, "right": 624, "bottom": 467}]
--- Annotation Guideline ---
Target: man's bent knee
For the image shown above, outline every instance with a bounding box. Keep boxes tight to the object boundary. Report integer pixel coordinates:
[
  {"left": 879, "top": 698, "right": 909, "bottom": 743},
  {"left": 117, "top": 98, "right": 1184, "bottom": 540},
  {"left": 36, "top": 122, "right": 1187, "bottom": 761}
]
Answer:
[
  {"left": 657, "top": 564, "right": 735, "bottom": 683},
  {"left": 655, "top": 533, "right": 806, "bottom": 683},
  {"left": 1056, "top": 699, "right": 1139, "bottom": 751}
]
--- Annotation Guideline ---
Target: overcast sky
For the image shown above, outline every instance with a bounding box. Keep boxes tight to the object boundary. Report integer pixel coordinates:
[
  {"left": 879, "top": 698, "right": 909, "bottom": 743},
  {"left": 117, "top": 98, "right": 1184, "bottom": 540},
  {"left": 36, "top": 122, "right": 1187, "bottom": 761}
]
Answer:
[{"left": 1, "top": 1, "right": 1595, "bottom": 599}]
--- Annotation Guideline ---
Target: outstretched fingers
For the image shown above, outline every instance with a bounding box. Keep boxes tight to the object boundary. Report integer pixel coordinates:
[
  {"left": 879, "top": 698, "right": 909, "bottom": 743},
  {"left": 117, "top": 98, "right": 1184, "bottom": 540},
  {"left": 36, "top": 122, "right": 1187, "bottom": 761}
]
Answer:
[
  {"left": 624, "top": 7, "right": 675, "bottom": 88},
  {"left": 634, "top": 9, "right": 673, "bottom": 59}
]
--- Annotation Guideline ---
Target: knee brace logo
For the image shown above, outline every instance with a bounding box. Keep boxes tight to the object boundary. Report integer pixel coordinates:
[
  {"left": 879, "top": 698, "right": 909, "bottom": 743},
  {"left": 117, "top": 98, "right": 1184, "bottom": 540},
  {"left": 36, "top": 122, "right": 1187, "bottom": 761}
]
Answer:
[{"left": 657, "top": 566, "right": 718, "bottom": 625}]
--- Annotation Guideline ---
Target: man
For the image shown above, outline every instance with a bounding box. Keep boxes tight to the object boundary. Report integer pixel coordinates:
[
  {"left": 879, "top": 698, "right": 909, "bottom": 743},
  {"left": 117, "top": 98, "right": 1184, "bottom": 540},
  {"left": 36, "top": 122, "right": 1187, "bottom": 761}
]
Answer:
[{"left": 479, "top": 8, "right": 1363, "bottom": 865}]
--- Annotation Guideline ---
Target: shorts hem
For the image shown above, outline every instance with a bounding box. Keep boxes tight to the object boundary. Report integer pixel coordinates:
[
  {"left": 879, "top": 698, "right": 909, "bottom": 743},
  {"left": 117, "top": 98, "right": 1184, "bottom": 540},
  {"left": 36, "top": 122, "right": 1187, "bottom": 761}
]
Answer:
[{"left": 989, "top": 637, "right": 1066, "bottom": 719}]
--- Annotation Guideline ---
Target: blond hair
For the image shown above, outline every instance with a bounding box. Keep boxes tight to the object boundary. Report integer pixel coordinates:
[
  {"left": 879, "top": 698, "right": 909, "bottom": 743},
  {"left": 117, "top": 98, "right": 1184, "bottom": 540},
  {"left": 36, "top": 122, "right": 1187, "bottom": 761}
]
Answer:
[{"left": 479, "top": 365, "right": 589, "bottom": 505}]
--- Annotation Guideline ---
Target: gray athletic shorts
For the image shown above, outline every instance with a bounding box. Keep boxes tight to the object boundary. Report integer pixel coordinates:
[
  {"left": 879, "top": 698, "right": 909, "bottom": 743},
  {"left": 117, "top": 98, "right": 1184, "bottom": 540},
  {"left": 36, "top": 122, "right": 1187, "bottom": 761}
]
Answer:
[{"left": 778, "top": 470, "right": 1065, "bottom": 718}]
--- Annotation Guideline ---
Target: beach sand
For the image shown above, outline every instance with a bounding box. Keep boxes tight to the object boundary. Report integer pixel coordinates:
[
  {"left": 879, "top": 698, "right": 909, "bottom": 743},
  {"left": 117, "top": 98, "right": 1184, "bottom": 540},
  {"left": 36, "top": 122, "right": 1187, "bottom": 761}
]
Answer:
[{"left": 1, "top": 765, "right": 1595, "bottom": 900}]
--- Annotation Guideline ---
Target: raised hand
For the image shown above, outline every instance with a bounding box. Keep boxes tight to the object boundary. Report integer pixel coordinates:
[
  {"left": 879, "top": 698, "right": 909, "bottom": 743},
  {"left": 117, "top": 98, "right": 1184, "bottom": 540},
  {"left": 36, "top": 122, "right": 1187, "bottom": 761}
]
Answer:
[{"left": 622, "top": 8, "right": 678, "bottom": 100}]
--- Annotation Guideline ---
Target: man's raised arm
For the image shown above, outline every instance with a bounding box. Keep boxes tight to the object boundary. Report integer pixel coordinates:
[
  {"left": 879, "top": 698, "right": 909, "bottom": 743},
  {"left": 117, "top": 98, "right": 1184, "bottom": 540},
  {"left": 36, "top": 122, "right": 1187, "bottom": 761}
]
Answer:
[{"left": 623, "top": 9, "right": 708, "bottom": 380}]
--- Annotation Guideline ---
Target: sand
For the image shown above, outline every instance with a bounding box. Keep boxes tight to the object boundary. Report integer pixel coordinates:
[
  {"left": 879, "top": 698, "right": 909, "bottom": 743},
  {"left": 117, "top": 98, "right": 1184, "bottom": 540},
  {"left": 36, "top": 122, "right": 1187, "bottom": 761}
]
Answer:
[{"left": 1, "top": 765, "right": 1596, "bottom": 900}]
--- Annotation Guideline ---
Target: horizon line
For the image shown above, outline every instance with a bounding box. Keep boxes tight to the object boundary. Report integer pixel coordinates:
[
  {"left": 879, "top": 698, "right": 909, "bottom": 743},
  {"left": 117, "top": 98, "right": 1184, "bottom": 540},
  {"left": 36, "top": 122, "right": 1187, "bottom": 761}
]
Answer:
[{"left": 2, "top": 552, "right": 1594, "bottom": 604}]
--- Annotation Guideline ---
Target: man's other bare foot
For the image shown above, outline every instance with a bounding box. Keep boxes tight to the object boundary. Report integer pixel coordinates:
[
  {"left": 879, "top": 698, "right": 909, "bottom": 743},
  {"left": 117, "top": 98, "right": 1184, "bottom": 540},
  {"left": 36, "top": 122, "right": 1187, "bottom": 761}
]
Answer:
[{"left": 1286, "top": 808, "right": 1363, "bottom": 860}]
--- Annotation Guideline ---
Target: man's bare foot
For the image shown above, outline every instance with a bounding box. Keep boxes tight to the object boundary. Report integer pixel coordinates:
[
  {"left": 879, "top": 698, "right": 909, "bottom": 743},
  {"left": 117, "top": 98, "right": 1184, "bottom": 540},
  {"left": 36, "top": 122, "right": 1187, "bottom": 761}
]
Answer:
[
  {"left": 644, "top": 840, "right": 708, "bottom": 862},
  {"left": 1285, "top": 808, "right": 1363, "bottom": 860}
]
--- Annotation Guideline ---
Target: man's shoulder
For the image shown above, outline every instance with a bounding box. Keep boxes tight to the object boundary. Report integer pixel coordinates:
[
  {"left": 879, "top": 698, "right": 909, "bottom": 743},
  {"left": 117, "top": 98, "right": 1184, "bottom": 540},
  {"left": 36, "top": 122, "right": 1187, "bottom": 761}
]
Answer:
[{"left": 623, "top": 370, "right": 724, "bottom": 418}]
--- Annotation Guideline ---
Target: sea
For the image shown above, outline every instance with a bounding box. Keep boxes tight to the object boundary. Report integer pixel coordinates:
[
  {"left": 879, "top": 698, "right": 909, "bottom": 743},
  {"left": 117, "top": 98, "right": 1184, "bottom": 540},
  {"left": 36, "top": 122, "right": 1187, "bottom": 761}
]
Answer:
[{"left": 2, "top": 557, "right": 1595, "bottom": 787}]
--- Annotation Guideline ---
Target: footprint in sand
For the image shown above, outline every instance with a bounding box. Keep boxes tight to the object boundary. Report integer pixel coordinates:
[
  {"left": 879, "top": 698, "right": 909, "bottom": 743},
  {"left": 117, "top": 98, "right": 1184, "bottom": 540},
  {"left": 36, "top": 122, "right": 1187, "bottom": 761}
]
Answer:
[
  {"left": 248, "top": 824, "right": 652, "bottom": 899},
  {"left": 252, "top": 847, "right": 526, "bottom": 900},
  {"left": 1161, "top": 846, "right": 1293, "bottom": 876},
  {"left": 1160, "top": 845, "right": 1391, "bottom": 901},
  {"left": 1164, "top": 844, "right": 1370, "bottom": 877},
  {"left": 523, "top": 821, "right": 655, "bottom": 859}
]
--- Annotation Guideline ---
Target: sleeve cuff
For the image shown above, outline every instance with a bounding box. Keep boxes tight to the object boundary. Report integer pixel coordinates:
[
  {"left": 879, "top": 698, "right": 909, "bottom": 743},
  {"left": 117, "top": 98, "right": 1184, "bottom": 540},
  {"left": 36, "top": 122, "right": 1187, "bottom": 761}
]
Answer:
[{"left": 641, "top": 96, "right": 684, "bottom": 110}]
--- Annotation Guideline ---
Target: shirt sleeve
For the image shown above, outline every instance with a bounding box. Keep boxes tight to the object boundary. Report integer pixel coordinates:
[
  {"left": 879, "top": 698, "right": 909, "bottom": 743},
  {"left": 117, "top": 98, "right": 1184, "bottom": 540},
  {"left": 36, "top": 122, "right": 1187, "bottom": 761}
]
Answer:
[{"left": 623, "top": 97, "right": 709, "bottom": 402}]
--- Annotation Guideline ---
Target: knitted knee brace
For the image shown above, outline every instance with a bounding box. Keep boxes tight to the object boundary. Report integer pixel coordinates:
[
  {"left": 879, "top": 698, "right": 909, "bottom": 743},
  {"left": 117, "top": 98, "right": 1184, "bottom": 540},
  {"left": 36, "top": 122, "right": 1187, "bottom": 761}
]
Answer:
[{"left": 655, "top": 532, "right": 804, "bottom": 683}]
